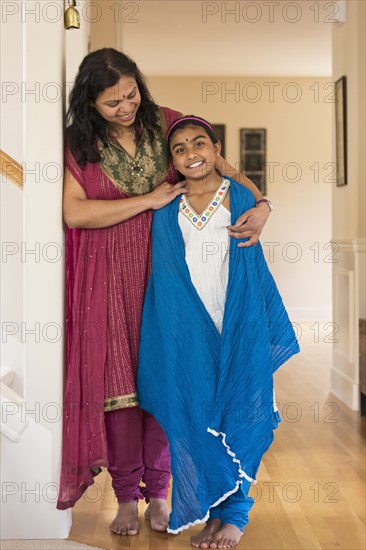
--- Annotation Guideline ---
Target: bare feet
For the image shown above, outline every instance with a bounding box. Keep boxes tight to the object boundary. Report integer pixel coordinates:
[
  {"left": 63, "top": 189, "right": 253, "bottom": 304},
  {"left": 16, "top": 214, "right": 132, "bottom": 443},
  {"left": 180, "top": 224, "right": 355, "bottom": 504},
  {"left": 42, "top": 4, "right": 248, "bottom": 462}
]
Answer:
[
  {"left": 144, "top": 498, "right": 170, "bottom": 532},
  {"left": 191, "top": 519, "right": 222, "bottom": 548},
  {"left": 209, "top": 523, "right": 243, "bottom": 548},
  {"left": 110, "top": 501, "right": 139, "bottom": 535}
]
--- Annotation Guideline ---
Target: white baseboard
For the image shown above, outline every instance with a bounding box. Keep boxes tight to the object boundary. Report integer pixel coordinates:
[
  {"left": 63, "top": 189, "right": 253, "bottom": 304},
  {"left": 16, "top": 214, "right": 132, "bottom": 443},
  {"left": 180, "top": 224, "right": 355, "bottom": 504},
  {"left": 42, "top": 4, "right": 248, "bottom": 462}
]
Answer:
[{"left": 330, "top": 366, "right": 360, "bottom": 411}]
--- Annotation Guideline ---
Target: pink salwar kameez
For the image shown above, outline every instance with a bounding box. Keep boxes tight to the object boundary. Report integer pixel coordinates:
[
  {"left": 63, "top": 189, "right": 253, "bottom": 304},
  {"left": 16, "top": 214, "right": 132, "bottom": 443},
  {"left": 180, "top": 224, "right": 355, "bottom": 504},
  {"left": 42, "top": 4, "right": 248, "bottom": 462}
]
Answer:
[{"left": 57, "top": 106, "right": 181, "bottom": 509}]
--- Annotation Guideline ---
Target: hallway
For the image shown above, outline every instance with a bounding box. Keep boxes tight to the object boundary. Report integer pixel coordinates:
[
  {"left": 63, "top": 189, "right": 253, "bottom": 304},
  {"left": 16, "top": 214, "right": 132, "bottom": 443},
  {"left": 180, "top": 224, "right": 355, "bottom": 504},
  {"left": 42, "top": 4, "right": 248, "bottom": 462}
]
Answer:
[
  {"left": 1, "top": 0, "right": 365, "bottom": 544},
  {"left": 69, "top": 324, "right": 366, "bottom": 550}
]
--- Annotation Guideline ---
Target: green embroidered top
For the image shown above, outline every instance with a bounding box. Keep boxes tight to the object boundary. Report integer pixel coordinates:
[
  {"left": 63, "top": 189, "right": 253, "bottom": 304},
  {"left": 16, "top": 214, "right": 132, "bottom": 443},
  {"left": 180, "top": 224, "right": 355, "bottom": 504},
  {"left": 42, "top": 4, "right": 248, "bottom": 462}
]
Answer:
[{"left": 98, "top": 109, "right": 169, "bottom": 196}]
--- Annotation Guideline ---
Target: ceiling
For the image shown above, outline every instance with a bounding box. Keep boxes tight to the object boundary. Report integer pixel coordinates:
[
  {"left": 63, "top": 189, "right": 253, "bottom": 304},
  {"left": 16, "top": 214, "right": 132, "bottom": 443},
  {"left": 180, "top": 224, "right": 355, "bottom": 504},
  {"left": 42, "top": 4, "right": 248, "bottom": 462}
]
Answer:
[{"left": 121, "top": 0, "right": 333, "bottom": 76}]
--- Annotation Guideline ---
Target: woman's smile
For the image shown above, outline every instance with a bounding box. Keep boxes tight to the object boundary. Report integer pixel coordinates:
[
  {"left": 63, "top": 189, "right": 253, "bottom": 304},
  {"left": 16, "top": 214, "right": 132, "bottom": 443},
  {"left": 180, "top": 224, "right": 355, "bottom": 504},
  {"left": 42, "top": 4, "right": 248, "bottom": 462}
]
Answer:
[{"left": 117, "top": 110, "right": 135, "bottom": 121}]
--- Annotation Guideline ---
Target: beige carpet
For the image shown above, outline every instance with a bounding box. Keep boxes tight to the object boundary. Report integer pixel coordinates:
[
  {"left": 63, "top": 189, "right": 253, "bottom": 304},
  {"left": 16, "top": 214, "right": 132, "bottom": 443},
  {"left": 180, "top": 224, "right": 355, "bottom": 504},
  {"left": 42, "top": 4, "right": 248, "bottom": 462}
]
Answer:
[{"left": 0, "top": 541, "right": 103, "bottom": 550}]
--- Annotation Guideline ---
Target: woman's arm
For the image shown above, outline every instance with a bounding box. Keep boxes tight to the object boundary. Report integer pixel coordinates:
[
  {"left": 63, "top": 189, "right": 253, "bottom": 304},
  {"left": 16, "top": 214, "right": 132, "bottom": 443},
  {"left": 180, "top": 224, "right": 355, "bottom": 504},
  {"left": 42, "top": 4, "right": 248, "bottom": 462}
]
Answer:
[
  {"left": 216, "top": 155, "right": 263, "bottom": 201},
  {"left": 216, "top": 155, "right": 271, "bottom": 247},
  {"left": 63, "top": 167, "right": 186, "bottom": 229}
]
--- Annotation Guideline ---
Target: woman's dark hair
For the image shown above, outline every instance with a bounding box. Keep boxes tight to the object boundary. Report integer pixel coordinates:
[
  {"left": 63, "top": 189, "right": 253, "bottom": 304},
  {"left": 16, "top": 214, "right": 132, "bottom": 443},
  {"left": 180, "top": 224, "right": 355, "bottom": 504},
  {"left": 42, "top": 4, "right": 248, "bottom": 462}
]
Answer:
[
  {"left": 166, "top": 116, "right": 219, "bottom": 155},
  {"left": 66, "top": 48, "right": 160, "bottom": 166}
]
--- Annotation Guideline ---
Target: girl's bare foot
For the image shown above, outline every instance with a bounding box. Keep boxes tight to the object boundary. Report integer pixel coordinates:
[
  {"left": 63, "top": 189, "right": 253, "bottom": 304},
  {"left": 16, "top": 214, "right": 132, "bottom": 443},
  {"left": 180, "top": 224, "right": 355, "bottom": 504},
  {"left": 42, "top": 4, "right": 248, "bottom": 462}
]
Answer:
[
  {"left": 110, "top": 501, "right": 139, "bottom": 535},
  {"left": 144, "top": 497, "right": 170, "bottom": 532},
  {"left": 209, "top": 523, "right": 243, "bottom": 548},
  {"left": 191, "top": 519, "right": 222, "bottom": 548}
]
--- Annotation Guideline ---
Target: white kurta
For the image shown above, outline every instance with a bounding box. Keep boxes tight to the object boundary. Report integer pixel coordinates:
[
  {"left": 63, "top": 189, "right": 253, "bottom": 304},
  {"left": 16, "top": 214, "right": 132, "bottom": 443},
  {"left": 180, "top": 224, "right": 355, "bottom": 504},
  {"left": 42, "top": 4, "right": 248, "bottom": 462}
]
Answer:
[
  {"left": 178, "top": 177, "right": 278, "bottom": 410},
  {"left": 178, "top": 179, "right": 231, "bottom": 333}
]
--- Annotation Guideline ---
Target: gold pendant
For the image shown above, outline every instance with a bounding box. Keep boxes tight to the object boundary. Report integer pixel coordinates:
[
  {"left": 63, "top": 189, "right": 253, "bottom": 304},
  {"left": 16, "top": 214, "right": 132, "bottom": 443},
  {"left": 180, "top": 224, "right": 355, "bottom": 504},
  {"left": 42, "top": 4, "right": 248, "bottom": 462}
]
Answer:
[{"left": 131, "top": 161, "right": 143, "bottom": 176}]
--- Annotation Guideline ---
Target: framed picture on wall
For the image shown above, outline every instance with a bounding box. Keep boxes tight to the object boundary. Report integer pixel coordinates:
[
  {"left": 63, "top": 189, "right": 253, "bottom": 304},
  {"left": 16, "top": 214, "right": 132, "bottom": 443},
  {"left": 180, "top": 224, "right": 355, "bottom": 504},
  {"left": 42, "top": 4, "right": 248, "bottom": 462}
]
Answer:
[
  {"left": 211, "top": 124, "right": 225, "bottom": 158},
  {"left": 240, "top": 128, "right": 266, "bottom": 195},
  {"left": 335, "top": 76, "right": 347, "bottom": 186}
]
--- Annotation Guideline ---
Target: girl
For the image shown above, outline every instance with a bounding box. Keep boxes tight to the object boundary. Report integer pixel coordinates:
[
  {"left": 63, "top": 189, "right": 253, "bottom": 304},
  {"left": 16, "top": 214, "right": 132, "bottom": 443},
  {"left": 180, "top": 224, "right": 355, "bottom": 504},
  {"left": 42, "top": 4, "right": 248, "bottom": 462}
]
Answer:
[
  {"left": 58, "top": 49, "right": 272, "bottom": 537},
  {"left": 137, "top": 116, "right": 300, "bottom": 548}
]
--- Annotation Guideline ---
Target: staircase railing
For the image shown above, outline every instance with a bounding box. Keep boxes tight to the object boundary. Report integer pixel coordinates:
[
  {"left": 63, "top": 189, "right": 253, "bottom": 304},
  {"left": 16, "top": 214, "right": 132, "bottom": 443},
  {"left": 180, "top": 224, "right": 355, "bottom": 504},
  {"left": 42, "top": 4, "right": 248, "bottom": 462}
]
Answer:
[{"left": 0, "top": 149, "right": 23, "bottom": 189}]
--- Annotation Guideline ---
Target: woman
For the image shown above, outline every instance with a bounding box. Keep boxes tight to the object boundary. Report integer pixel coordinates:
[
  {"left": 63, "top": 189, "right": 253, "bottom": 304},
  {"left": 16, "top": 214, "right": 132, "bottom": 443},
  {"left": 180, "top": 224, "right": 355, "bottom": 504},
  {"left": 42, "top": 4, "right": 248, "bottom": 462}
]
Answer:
[{"left": 57, "top": 48, "right": 271, "bottom": 536}]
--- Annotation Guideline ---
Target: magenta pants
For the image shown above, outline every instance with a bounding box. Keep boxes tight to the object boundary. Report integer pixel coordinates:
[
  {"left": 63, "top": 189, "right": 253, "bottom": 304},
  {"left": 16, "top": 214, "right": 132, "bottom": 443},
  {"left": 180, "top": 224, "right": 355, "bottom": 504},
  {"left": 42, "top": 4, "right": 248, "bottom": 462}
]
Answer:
[{"left": 104, "top": 406, "right": 171, "bottom": 503}]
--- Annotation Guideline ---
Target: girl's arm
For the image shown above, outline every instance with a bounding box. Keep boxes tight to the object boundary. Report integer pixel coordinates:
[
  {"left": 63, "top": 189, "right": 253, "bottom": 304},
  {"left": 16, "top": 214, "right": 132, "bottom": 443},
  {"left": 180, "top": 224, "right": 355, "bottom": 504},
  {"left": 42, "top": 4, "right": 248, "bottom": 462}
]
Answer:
[
  {"left": 63, "top": 168, "right": 186, "bottom": 229},
  {"left": 216, "top": 155, "right": 271, "bottom": 248}
]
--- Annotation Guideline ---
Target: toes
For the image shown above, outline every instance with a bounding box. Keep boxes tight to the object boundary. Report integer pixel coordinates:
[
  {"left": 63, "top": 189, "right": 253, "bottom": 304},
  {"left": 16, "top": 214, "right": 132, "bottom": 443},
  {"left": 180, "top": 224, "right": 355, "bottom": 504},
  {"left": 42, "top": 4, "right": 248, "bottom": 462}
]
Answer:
[
  {"left": 151, "top": 524, "right": 167, "bottom": 532},
  {"left": 150, "top": 518, "right": 168, "bottom": 532},
  {"left": 191, "top": 537, "right": 210, "bottom": 549},
  {"left": 110, "top": 522, "right": 138, "bottom": 536},
  {"left": 150, "top": 523, "right": 168, "bottom": 533}
]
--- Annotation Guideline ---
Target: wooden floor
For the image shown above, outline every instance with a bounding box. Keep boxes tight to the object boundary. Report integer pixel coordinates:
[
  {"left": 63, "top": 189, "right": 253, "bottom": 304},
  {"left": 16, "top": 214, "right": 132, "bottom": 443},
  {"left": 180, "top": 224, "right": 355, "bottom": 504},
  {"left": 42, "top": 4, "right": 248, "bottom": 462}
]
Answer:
[{"left": 69, "top": 324, "right": 366, "bottom": 550}]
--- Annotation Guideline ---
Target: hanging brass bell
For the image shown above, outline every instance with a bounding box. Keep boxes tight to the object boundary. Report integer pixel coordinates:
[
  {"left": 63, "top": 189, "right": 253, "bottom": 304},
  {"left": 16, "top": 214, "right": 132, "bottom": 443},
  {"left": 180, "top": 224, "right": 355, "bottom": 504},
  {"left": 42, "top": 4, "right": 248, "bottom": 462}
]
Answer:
[{"left": 65, "top": 0, "right": 80, "bottom": 29}]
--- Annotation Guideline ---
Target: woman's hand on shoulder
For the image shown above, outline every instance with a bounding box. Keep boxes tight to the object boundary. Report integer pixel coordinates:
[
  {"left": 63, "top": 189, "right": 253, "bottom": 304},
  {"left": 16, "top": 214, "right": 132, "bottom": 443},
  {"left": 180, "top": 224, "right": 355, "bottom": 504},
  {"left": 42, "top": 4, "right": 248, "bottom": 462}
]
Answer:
[
  {"left": 148, "top": 181, "right": 187, "bottom": 210},
  {"left": 228, "top": 203, "right": 270, "bottom": 247}
]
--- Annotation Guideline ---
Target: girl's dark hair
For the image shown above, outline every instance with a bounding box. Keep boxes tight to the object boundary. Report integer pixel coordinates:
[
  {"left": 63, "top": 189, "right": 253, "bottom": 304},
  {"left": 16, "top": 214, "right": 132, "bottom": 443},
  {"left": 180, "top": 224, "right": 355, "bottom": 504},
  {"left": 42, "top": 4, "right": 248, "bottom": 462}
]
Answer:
[
  {"left": 166, "top": 116, "right": 218, "bottom": 154},
  {"left": 66, "top": 48, "right": 160, "bottom": 166}
]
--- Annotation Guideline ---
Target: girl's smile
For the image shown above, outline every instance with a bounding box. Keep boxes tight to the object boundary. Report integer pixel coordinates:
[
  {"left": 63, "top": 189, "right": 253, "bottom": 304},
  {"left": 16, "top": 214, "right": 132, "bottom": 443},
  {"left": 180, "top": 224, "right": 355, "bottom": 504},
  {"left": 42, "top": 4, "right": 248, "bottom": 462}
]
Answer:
[{"left": 187, "top": 160, "right": 205, "bottom": 169}]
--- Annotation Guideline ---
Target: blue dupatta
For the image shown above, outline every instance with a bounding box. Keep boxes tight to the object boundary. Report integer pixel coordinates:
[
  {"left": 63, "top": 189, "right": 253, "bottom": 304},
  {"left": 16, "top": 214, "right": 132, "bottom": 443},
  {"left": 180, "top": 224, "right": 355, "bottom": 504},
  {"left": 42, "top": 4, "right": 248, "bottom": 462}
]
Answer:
[{"left": 137, "top": 178, "right": 300, "bottom": 532}]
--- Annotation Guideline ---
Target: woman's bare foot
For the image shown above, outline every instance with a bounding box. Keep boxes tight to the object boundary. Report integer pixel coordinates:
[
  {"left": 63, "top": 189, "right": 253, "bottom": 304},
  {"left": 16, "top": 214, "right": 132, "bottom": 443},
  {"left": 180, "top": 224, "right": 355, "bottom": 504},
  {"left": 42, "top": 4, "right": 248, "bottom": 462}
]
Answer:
[
  {"left": 191, "top": 519, "right": 222, "bottom": 548},
  {"left": 209, "top": 523, "right": 243, "bottom": 548},
  {"left": 110, "top": 501, "right": 139, "bottom": 535},
  {"left": 144, "top": 498, "right": 170, "bottom": 532}
]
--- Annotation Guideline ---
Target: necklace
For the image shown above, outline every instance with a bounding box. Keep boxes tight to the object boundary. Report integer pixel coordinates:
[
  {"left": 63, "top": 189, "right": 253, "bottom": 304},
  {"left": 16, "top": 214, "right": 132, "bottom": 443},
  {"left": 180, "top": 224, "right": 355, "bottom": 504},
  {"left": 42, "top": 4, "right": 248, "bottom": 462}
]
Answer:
[{"left": 131, "top": 159, "right": 143, "bottom": 176}]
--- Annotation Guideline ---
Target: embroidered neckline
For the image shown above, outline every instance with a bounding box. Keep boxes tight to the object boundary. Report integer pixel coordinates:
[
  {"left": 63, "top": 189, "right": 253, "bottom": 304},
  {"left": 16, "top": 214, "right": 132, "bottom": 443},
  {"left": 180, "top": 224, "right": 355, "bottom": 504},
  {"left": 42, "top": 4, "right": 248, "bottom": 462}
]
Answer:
[
  {"left": 179, "top": 178, "right": 230, "bottom": 230},
  {"left": 97, "top": 110, "right": 168, "bottom": 196},
  {"left": 107, "top": 129, "right": 146, "bottom": 175}
]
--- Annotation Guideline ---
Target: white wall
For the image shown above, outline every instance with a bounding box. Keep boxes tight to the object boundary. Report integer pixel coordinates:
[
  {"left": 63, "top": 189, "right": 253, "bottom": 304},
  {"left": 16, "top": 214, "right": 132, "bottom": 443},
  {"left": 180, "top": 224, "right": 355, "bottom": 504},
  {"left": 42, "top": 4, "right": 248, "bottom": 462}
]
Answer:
[
  {"left": 89, "top": 0, "right": 118, "bottom": 51},
  {"left": 1, "top": 0, "right": 89, "bottom": 538},
  {"left": 1, "top": 0, "right": 24, "bottom": 396},
  {"left": 120, "top": 0, "right": 332, "bottom": 76},
  {"left": 148, "top": 75, "right": 333, "bottom": 322},
  {"left": 332, "top": 0, "right": 366, "bottom": 240},
  {"left": 66, "top": 0, "right": 92, "bottom": 93},
  {"left": 331, "top": 0, "right": 366, "bottom": 410}
]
